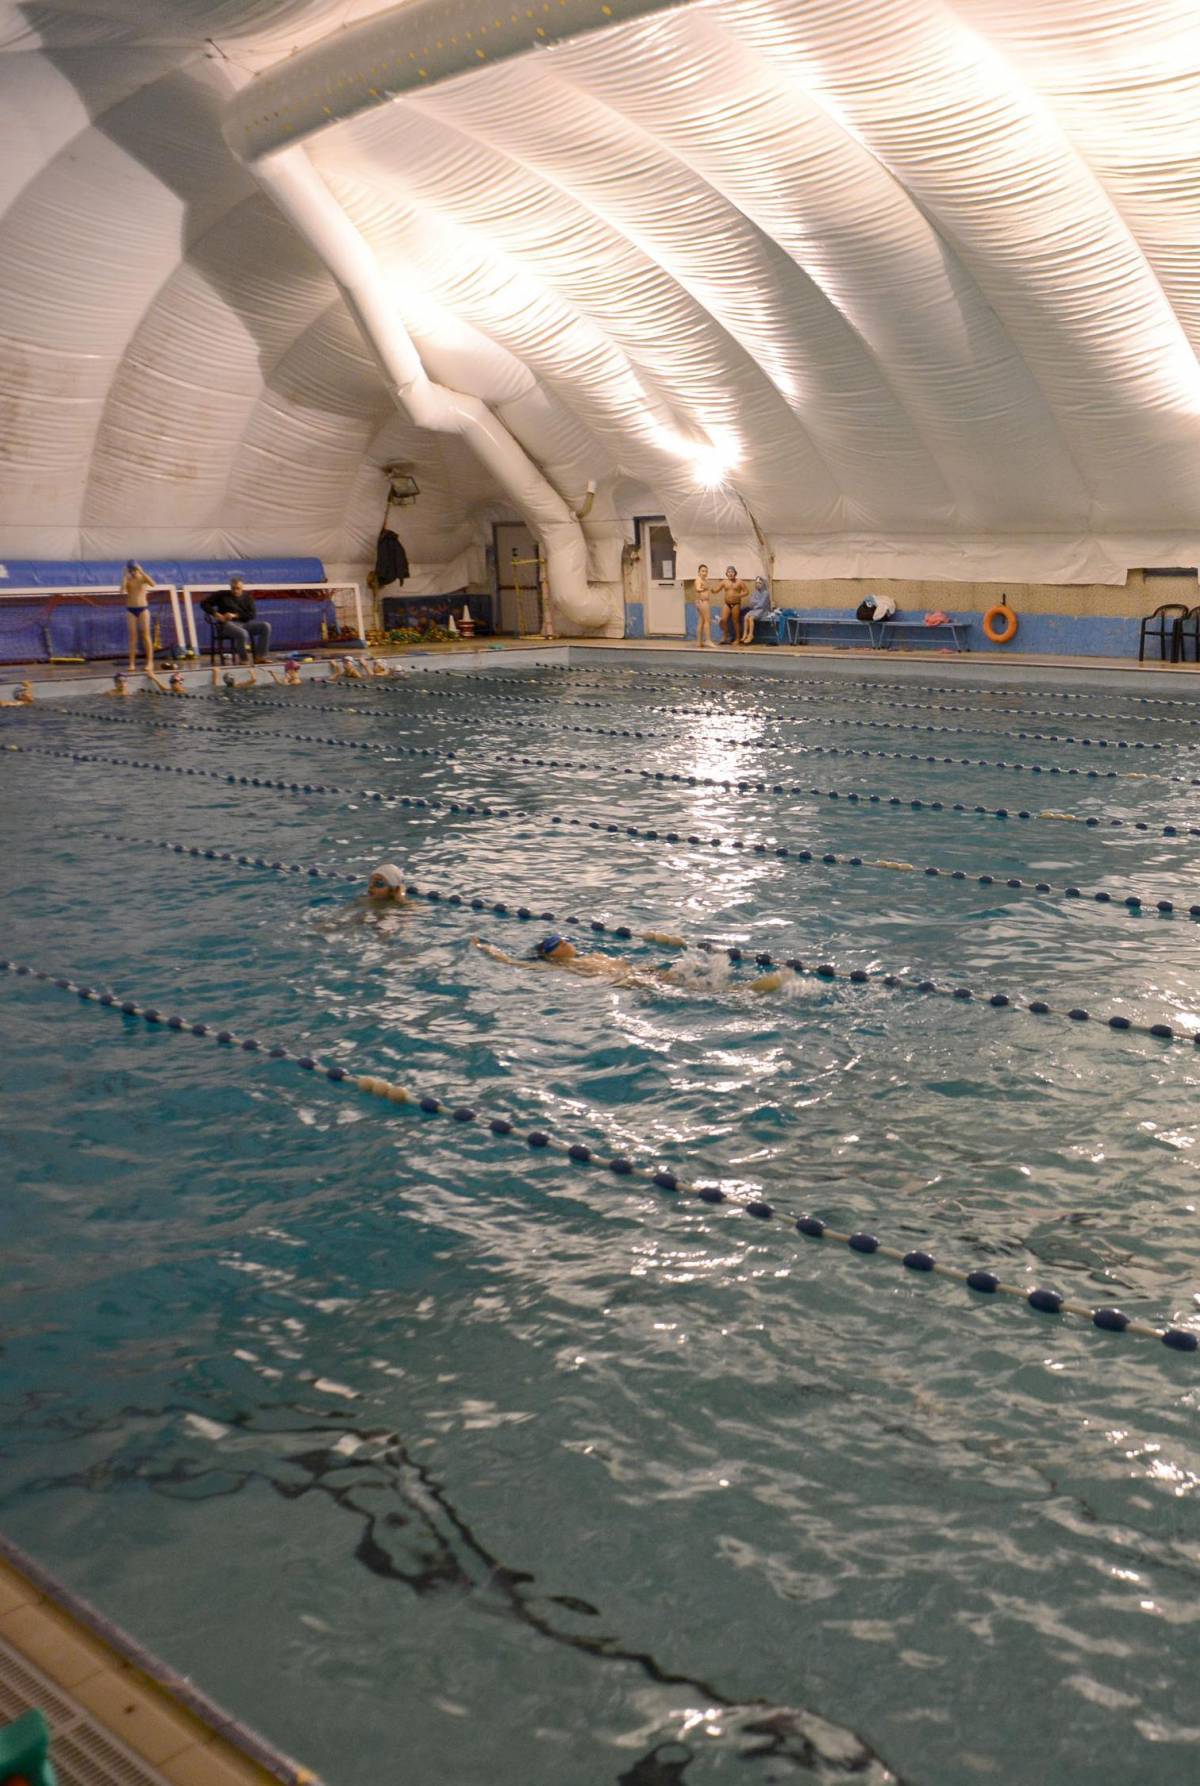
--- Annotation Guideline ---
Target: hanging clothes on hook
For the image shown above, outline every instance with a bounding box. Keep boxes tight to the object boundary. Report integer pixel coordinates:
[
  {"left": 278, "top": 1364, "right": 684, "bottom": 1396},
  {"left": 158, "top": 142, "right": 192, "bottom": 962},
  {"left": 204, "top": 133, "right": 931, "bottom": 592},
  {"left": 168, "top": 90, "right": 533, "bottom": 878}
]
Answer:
[{"left": 375, "top": 529, "right": 410, "bottom": 587}]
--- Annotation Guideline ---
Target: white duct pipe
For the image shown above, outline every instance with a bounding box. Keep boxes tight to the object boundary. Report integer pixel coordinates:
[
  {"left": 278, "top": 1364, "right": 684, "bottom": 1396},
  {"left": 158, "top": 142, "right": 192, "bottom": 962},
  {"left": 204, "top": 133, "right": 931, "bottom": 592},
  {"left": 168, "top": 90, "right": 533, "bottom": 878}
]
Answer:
[
  {"left": 245, "top": 146, "right": 609, "bottom": 631},
  {"left": 224, "top": 0, "right": 688, "bottom": 167}
]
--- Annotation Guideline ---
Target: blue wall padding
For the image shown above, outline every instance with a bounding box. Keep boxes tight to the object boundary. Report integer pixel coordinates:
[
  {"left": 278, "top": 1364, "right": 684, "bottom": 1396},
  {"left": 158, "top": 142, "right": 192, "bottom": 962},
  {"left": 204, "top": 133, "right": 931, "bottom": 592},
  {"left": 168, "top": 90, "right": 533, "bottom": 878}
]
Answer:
[
  {"left": 0, "top": 557, "right": 326, "bottom": 588},
  {"left": 0, "top": 590, "right": 336, "bottom": 663},
  {"left": 666, "top": 603, "right": 1151, "bottom": 660}
]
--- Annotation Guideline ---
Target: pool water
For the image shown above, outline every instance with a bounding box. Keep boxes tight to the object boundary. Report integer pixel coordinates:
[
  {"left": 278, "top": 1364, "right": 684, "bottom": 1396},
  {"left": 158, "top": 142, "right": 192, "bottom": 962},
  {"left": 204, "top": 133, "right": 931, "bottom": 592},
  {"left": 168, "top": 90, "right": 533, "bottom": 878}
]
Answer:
[{"left": 1, "top": 661, "right": 1199, "bottom": 1786}]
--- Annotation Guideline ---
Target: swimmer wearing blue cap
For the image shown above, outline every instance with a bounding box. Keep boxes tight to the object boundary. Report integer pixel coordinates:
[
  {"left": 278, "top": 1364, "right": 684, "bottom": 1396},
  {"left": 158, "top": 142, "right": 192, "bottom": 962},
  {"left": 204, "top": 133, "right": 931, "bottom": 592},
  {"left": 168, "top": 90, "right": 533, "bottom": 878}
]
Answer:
[{"left": 473, "top": 933, "right": 782, "bottom": 993}]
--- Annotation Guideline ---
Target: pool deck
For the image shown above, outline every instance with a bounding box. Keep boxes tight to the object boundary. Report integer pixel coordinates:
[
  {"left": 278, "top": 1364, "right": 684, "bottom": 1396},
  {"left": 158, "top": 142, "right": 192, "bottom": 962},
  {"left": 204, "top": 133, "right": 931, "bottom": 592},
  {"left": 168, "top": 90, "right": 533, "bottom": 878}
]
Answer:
[
  {"left": 0, "top": 1534, "right": 317, "bottom": 1785},
  {"left": 7, "top": 635, "right": 1200, "bottom": 699}
]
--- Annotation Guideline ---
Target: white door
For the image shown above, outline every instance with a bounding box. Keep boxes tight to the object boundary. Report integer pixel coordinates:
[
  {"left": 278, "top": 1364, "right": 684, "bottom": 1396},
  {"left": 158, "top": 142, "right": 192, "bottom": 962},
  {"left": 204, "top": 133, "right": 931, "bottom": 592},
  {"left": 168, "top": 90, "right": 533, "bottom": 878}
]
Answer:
[{"left": 641, "top": 519, "right": 683, "bottom": 635}]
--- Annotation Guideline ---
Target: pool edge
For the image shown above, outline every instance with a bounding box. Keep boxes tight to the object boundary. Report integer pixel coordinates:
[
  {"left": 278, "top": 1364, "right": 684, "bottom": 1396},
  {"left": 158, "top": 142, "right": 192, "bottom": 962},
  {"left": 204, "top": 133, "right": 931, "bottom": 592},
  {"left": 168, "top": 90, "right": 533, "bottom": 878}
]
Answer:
[{"left": 0, "top": 1530, "right": 320, "bottom": 1784}]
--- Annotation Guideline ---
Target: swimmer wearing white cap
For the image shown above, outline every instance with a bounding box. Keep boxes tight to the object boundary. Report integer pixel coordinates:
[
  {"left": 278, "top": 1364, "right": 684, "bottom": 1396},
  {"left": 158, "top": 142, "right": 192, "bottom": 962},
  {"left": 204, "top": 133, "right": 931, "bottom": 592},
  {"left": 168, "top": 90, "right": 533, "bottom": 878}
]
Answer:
[{"left": 367, "top": 863, "right": 408, "bottom": 904}]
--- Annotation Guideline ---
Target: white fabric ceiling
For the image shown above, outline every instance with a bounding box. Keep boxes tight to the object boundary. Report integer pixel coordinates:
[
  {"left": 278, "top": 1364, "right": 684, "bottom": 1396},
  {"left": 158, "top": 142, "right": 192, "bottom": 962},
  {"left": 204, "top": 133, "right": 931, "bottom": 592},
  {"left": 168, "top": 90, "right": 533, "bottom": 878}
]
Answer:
[{"left": 3, "top": 0, "right": 1200, "bottom": 588}]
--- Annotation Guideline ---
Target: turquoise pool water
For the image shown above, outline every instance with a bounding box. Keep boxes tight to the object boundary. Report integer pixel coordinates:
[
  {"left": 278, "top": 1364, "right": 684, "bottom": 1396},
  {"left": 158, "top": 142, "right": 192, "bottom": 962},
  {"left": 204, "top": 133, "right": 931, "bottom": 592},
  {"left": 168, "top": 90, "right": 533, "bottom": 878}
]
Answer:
[{"left": 2, "top": 661, "right": 1199, "bottom": 1785}]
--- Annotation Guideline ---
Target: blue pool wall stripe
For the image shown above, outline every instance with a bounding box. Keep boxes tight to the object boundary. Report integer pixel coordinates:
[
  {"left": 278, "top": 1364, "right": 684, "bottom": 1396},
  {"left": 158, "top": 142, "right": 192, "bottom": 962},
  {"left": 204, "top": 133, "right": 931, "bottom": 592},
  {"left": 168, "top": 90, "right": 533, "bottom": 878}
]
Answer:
[{"left": 636, "top": 602, "right": 1158, "bottom": 658}]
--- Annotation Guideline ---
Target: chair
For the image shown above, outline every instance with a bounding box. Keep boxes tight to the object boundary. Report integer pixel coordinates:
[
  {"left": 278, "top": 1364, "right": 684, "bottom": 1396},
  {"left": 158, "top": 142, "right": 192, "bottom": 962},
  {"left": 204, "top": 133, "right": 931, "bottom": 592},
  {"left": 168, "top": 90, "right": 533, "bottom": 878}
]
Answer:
[
  {"left": 1138, "top": 603, "right": 1188, "bottom": 662},
  {"left": 206, "top": 619, "right": 241, "bottom": 666},
  {"left": 1175, "top": 605, "right": 1200, "bottom": 663}
]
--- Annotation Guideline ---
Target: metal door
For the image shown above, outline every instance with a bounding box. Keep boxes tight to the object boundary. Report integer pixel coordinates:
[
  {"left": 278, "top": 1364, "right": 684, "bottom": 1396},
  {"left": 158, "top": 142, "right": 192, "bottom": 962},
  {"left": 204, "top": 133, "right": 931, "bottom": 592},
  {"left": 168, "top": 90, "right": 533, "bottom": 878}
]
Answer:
[{"left": 494, "top": 522, "right": 540, "bottom": 635}]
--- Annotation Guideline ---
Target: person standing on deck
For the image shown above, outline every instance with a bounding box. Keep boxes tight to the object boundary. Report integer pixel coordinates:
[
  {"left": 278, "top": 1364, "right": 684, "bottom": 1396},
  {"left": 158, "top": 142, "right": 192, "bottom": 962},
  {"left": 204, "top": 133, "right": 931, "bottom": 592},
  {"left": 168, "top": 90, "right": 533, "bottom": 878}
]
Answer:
[
  {"left": 121, "top": 561, "right": 157, "bottom": 675},
  {"left": 718, "top": 566, "right": 749, "bottom": 644}
]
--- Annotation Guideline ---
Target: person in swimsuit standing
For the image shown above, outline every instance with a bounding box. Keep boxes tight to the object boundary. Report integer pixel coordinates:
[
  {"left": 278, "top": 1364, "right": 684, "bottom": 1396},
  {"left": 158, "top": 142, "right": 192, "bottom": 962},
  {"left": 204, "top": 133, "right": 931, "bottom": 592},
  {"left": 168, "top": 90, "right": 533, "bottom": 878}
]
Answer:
[
  {"left": 718, "top": 565, "right": 749, "bottom": 644},
  {"left": 121, "top": 560, "right": 156, "bottom": 675},
  {"left": 692, "top": 564, "right": 716, "bottom": 648}
]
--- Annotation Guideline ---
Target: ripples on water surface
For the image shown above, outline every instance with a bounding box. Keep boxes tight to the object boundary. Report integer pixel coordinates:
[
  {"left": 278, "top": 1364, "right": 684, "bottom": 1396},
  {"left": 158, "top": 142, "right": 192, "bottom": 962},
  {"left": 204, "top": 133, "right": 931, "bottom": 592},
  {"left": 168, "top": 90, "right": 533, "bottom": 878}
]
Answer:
[{"left": 1, "top": 662, "right": 1199, "bottom": 1785}]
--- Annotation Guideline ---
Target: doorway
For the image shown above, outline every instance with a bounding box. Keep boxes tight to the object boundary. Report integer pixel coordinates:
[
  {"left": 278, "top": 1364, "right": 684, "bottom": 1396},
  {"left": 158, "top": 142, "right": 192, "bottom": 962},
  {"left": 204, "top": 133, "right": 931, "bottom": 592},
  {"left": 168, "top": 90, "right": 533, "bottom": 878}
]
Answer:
[
  {"left": 493, "top": 521, "right": 541, "bottom": 635},
  {"left": 638, "top": 516, "right": 682, "bottom": 635}
]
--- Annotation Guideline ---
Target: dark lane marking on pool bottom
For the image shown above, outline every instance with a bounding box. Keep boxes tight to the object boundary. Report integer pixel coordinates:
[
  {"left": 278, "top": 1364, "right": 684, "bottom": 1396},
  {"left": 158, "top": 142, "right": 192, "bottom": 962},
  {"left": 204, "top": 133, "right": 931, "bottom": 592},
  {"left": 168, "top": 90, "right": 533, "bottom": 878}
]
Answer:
[
  {"left": 25, "top": 707, "right": 1200, "bottom": 843},
  {"left": 7, "top": 740, "right": 1194, "bottom": 919},
  {"left": 97, "top": 832, "right": 1200, "bottom": 1053},
  {"left": 17, "top": 1410, "right": 899, "bottom": 1784},
  {"left": 2, "top": 962, "right": 1194, "bottom": 1356}
]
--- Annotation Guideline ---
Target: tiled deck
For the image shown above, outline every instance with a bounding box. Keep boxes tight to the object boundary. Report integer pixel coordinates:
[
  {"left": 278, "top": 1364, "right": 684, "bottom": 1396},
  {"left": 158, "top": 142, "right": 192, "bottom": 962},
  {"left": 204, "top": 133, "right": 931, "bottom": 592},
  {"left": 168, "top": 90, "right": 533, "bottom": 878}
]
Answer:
[{"left": 0, "top": 1544, "right": 315, "bottom": 1786}]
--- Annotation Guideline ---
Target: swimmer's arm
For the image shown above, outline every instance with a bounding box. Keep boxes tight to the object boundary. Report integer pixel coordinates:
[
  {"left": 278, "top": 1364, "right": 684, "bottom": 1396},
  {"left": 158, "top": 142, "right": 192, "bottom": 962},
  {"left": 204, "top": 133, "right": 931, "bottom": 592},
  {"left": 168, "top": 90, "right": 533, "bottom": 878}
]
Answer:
[
  {"left": 750, "top": 970, "right": 783, "bottom": 994},
  {"left": 263, "top": 666, "right": 283, "bottom": 685},
  {"left": 143, "top": 670, "right": 167, "bottom": 693},
  {"left": 471, "top": 937, "right": 530, "bottom": 968}
]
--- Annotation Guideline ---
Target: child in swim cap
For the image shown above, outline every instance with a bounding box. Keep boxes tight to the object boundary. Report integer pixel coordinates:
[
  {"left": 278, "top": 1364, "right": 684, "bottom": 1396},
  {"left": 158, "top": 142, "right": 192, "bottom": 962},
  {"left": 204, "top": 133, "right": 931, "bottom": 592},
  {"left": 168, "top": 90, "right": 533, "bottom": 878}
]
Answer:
[{"left": 366, "top": 863, "right": 407, "bottom": 903}]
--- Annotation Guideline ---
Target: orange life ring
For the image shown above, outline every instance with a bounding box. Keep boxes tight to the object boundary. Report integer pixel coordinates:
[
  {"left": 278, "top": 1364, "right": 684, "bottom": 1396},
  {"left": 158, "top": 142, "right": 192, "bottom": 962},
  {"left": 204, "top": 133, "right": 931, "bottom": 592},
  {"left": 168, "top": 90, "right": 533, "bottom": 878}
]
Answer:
[{"left": 982, "top": 604, "right": 1018, "bottom": 645}]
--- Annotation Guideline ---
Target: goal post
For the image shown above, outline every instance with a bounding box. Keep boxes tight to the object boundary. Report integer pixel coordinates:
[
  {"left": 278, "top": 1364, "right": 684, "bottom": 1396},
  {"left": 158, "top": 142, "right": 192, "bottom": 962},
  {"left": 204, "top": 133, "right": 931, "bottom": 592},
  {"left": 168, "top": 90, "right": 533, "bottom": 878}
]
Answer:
[
  {"left": 0, "top": 585, "right": 183, "bottom": 664},
  {"left": 180, "top": 583, "right": 365, "bottom": 655}
]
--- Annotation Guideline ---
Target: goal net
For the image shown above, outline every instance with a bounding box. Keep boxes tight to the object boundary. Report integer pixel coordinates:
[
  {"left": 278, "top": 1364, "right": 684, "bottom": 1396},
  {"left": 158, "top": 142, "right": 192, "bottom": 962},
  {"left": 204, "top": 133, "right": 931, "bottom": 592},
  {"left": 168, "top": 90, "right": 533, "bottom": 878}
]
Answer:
[{"left": 0, "top": 585, "right": 349, "bottom": 663}]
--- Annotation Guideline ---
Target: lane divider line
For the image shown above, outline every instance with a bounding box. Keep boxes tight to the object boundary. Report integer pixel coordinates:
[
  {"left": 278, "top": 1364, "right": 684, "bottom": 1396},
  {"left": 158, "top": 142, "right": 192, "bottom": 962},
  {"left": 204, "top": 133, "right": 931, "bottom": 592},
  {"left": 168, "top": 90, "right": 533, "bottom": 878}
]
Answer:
[
  {"left": 98, "top": 831, "right": 1200, "bottom": 1050},
  {"left": 2, "top": 957, "right": 1193, "bottom": 1356},
  {"left": 7, "top": 739, "right": 1197, "bottom": 919},
  {"left": 23, "top": 707, "right": 1200, "bottom": 843}
]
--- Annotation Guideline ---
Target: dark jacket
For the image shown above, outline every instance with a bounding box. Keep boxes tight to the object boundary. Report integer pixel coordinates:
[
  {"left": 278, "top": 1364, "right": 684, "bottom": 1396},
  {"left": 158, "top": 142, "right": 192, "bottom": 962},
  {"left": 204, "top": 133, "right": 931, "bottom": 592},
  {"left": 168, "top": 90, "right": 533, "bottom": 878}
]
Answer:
[
  {"left": 201, "top": 587, "right": 256, "bottom": 625},
  {"left": 374, "top": 530, "right": 409, "bottom": 587}
]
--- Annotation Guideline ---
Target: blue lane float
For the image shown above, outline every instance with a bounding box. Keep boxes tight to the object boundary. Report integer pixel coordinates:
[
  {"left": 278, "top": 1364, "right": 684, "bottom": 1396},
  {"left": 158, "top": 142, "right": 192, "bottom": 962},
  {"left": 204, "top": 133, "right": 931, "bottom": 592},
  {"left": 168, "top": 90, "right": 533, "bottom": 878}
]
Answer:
[
  {"left": 304, "top": 673, "right": 1175, "bottom": 754},
  {"left": 1, "top": 955, "right": 1194, "bottom": 1358},
  {"left": 97, "top": 830, "right": 1200, "bottom": 1051},
  {"left": 8, "top": 736, "right": 1198, "bottom": 920},
  {"left": 23, "top": 706, "right": 1200, "bottom": 845},
  {"left": 409, "top": 664, "right": 1200, "bottom": 723}
]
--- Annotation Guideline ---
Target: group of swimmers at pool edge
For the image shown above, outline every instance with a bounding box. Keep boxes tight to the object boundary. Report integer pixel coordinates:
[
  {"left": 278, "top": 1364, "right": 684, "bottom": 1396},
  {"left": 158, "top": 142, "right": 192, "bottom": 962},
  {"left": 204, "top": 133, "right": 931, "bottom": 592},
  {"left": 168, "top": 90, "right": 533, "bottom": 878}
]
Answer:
[
  {"left": 692, "top": 566, "right": 774, "bottom": 647},
  {"left": 2, "top": 651, "right": 411, "bottom": 704},
  {"left": 364, "top": 865, "right": 785, "bottom": 994}
]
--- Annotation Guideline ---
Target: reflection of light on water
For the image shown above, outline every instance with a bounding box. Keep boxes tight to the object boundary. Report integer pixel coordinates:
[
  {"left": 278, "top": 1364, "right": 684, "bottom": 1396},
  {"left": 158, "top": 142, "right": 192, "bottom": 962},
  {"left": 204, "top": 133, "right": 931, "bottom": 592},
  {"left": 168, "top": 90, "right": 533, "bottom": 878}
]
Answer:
[{"left": 1104, "top": 1430, "right": 1200, "bottom": 1498}]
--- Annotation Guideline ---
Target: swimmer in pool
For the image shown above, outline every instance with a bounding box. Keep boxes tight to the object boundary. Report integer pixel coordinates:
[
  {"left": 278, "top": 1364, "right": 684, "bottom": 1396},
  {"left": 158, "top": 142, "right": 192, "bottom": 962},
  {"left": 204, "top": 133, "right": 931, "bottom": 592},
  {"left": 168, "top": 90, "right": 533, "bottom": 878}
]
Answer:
[
  {"left": 167, "top": 671, "right": 186, "bottom": 696},
  {"left": 0, "top": 678, "right": 33, "bottom": 707},
  {"left": 283, "top": 657, "right": 302, "bottom": 686},
  {"left": 366, "top": 862, "right": 408, "bottom": 904},
  {"left": 473, "top": 933, "right": 782, "bottom": 993},
  {"left": 107, "top": 671, "right": 131, "bottom": 699},
  {"left": 213, "top": 663, "right": 262, "bottom": 690}
]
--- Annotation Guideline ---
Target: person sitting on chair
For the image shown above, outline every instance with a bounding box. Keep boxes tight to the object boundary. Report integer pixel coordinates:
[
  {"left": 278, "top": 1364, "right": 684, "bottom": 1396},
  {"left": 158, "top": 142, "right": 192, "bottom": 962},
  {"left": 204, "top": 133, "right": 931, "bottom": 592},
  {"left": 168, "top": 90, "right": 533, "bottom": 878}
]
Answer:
[
  {"left": 741, "top": 576, "right": 774, "bottom": 644},
  {"left": 200, "top": 578, "right": 272, "bottom": 664}
]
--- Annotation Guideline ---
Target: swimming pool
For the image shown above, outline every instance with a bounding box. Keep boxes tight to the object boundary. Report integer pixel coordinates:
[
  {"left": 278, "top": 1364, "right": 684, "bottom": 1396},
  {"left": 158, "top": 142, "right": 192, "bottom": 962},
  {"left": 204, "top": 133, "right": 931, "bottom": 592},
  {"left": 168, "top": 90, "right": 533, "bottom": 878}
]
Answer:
[{"left": 2, "top": 659, "right": 1198, "bottom": 1785}]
